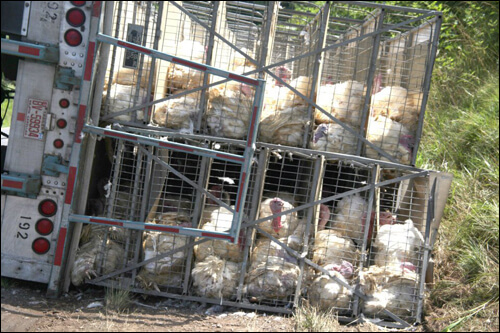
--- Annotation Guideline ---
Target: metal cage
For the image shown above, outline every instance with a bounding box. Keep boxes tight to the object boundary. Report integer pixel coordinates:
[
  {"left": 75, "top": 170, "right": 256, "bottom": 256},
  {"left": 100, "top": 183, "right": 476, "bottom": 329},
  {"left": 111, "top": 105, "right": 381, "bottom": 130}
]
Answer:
[{"left": 64, "top": 1, "right": 450, "bottom": 329}]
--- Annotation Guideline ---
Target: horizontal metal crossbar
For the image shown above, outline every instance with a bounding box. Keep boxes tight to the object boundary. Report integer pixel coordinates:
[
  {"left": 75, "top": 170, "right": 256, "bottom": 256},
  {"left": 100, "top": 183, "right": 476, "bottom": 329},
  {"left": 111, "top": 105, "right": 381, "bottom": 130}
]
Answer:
[{"left": 83, "top": 125, "right": 245, "bottom": 164}]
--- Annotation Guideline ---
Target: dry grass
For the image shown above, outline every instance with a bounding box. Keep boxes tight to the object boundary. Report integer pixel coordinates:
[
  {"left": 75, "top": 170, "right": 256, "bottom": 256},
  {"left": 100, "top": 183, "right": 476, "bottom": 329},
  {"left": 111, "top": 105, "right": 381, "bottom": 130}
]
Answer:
[{"left": 105, "top": 285, "right": 132, "bottom": 313}]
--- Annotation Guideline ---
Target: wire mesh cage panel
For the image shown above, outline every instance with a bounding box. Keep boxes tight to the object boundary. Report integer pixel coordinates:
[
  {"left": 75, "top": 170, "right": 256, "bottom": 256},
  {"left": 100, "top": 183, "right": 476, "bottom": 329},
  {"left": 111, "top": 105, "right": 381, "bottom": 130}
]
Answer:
[
  {"left": 360, "top": 168, "right": 431, "bottom": 326},
  {"left": 242, "top": 150, "right": 319, "bottom": 308},
  {"left": 68, "top": 1, "right": 448, "bottom": 327},
  {"left": 364, "top": 6, "right": 441, "bottom": 165},
  {"left": 259, "top": 2, "right": 325, "bottom": 149},
  {"left": 203, "top": 2, "right": 268, "bottom": 141},
  {"left": 312, "top": 6, "right": 380, "bottom": 157},
  {"left": 190, "top": 142, "right": 260, "bottom": 301},
  {"left": 306, "top": 160, "right": 373, "bottom": 317},
  {"left": 101, "top": 2, "right": 159, "bottom": 125}
]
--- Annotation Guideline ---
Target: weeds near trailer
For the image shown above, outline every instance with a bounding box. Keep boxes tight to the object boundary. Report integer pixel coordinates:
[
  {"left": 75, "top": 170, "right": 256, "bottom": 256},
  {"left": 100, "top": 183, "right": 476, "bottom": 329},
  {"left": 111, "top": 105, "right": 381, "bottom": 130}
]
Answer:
[
  {"left": 294, "top": 301, "right": 344, "bottom": 332},
  {"left": 105, "top": 285, "right": 131, "bottom": 313}
]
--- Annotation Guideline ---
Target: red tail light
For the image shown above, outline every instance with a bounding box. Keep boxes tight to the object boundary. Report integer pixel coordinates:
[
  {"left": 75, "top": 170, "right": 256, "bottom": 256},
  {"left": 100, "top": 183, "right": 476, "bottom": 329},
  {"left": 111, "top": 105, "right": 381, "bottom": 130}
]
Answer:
[
  {"left": 59, "top": 99, "right": 70, "bottom": 108},
  {"left": 71, "top": 1, "right": 86, "bottom": 6},
  {"left": 53, "top": 139, "right": 64, "bottom": 149},
  {"left": 64, "top": 29, "right": 82, "bottom": 47},
  {"left": 66, "top": 8, "right": 86, "bottom": 27},
  {"left": 36, "top": 219, "right": 54, "bottom": 235},
  {"left": 32, "top": 238, "right": 51, "bottom": 254},
  {"left": 39, "top": 199, "right": 57, "bottom": 217},
  {"left": 56, "top": 119, "right": 67, "bottom": 129}
]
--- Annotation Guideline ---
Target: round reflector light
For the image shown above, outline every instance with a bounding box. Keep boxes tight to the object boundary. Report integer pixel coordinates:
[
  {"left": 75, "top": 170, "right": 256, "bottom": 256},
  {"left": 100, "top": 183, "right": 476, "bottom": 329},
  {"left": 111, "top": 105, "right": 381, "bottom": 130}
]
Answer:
[
  {"left": 56, "top": 119, "right": 67, "bottom": 129},
  {"left": 66, "top": 8, "right": 86, "bottom": 27},
  {"left": 59, "top": 99, "right": 70, "bottom": 108},
  {"left": 32, "top": 238, "right": 50, "bottom": 255},
  {"left": 64, "top": 29, "right": 82, "bottom": 47},
  {"left": 36, "top": 219, "right": 54, "bottom": 235},
  {"left": 71, "top": 1, "right": 86, "bottom": 6},
  {"left": 53, "top": 139, "right": 64, "bottom": 149},
  {"left": 39, "top": 199, "right": 57, "bottom": 217}
]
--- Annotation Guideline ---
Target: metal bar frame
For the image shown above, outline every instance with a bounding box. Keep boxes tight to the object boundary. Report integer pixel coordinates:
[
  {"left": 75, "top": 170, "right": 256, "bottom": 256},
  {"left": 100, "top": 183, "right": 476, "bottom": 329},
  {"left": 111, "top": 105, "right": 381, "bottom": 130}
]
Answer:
[{"left": 61, "top": 2, "right": 445, "bottom": 328}]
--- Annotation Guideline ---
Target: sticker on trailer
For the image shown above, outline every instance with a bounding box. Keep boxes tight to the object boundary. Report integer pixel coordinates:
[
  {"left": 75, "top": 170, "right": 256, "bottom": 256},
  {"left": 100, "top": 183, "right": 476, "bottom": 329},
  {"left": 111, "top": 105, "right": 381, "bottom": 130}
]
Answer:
[
  {"left": 24, "top": 98, "right": 49, "bottom": 140},
  {"left": 123, "top": 24, "right": 144, "bottom": 69}
]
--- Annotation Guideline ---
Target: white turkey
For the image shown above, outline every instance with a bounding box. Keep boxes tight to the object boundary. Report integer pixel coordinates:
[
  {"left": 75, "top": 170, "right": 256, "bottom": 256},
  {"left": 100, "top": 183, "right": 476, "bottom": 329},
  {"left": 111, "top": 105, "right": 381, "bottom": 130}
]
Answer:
[
  {"left": 165, "top": 40, "right": 206, "bottom": 94},
  {"left": 312, "top": 229, "right": 357, "bottom": 267},
  {"left": 331, "top": 193, "right": 369, "bottom": 244},
  {"left": 314, "top": 80, "right": 365, "bottom": 126},
  {"left": 151, "top": 91, "right": 201, "bottom": 133},
  {"left": 259, "top": 76, "right": 313, "bottom": 147},
  {"left": 308, "top": 261, "right": 354, "bottom": 312},
  {"left": 136, "top": 215, "right": 191, "bottom": 291},
  {"left": 310, "top": 123, "right": 358, "bottom": 155},
  {"left": 365, "top": 116, "right": 414, "bottom": 164},
  {"left": 101, "top": 83, "right": 149, "bottom": 122},
  {"left": 262, "top": 75, "right": 312, "bottom": 111},
  {"left": 205, "top": 76, "right": 256, "bottom": 139},
  {"left": 71, "top": 235, "right": 125, "bottom": 286},
  {"left": 360, "top": 262, "right": 419, "bottom": 319},
  {"left": 244, "top": 254, "right": 301, "bottom": 302},
  {"left": 250, "top": 238, "right": 298, "bottom": 268},
  {"left": 332, "top": 193, "right": 396, "bottom": 245},
  {"left": 370, "top": 86, "right": 422, "bottom": 131},
  {"left": 191, "top": 255, "right": 241, "bottom": 299},
  {"left": 194, "top": 206, "right": 248, "bottom": 263},
  {"left": 257, "top": 197, "right": 299, "bottom": 238},
  {"left": 373, "top": 219, "right": 424, "bottom": 267},
  {"left": 200, "top": 184, "right": 232, "bottom": 227},
  {"left": 259, "top": 104, "right": 309, "bottom": 147},
  {"left": 79, "top": 224, "right": 129, "bottom": 246}
]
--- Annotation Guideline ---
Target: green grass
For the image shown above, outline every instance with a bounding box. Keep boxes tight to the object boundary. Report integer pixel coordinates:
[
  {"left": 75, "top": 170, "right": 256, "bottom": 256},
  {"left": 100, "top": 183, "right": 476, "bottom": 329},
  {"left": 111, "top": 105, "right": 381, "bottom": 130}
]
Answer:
[{"left": 418, "top": 71, "right": 499, "bottom": 331}]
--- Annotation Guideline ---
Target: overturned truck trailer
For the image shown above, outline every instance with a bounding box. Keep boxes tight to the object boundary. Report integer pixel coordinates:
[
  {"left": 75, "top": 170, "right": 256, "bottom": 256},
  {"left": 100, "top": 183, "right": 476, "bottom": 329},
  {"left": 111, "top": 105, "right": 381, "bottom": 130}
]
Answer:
[{"left": 1, "top": 1, "right": 451, "bottom": 329}]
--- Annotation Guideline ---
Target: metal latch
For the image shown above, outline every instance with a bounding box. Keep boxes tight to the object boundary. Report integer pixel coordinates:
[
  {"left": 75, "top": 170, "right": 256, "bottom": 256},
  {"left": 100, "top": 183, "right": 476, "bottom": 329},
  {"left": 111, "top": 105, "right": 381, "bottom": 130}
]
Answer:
[
  {"left": 55, "top": 66, "right": 81, "bottom": 90},
  {"left": 1, "top": 172, "right": 42, "bottom": 198},
  {"left": 42, "top": 155, "right": 69, "bottom": 176}
]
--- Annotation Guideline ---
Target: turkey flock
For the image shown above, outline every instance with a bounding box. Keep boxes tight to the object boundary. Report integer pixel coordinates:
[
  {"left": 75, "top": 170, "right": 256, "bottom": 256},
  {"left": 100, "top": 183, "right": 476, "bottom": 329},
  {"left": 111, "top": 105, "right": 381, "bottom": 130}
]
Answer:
[
  {"left": 100, "top": 38, "right": 422, "bottom": 165},
  {"left": 72, "top": 37, "right": 428, "bottom": 321}
]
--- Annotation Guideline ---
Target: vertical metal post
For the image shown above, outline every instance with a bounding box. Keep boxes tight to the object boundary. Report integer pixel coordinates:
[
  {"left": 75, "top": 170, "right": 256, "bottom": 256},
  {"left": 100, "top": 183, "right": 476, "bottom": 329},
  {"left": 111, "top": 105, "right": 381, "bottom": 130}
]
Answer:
[
  {"left": 356, "top": 9, "right": 385, "bottom": 157},
  {"left": 236, "top": 147, "right": 269, "bottom": 301},
  {"left": 257, "top": 1, "right": 279, "bottom": 78},
  {"left": 352, "top": 163, "right": 379, "bottom": 317},
  {"left": 293, "top": 155, "right": 324, "bottom": 308},
  {"left": 183, "top": 143, "right": 212, "bottom": 295},
  {"left": 195, "top": 1, "right": 220, "bottom": 133},
  {"left": 229, "top": 79, "right": 265, "bottom": 243},
  {"left": 412, "top": 17, "right": 442, "bottom": 165},
  {"left": 132, "top": 1, "right": 152, "bottom": 123},
  {"left": 107, "top": 140, "right": 124, "bottom": 218},
  {"left": 416, "top": 177, "right": 436, "bottom": 323},
  {"left": 302, "top": 2, "right": 330, "bottom": 148},
  {"left": 145, "top": 1, "right": 164, "bottom": 123},
  {"left": 103, "top": 1, "right": 123, "bottom": 116},
  {"left": 140, "top": 146, "right": 154, "bottom": 221}
]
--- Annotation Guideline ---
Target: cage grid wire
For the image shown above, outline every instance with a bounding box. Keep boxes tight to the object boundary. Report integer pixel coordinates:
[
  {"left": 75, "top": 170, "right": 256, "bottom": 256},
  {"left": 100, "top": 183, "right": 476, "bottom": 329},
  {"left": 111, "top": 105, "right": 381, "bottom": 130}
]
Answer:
[
  {"left": 74, "top": 133, "right": 435, "bottom": 327},
  {"left": 242, "top": 150, "right": 319, "bottom": 308},
  {"left": 191, "top": 141, "right": 260, "bottom": 301},
  {"left": 71, "top": 0, "right": 446, "bottom": 327},
  {"left": 96, "top": 1, "right": 441, "bottom": 166}
]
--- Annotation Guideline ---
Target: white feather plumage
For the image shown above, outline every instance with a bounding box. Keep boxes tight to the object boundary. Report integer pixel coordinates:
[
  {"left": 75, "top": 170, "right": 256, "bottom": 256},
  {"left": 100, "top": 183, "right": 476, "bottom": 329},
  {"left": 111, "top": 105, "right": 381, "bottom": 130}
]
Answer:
[
  {"left": 315, "top": 81, "right": 365, "bottom": 126},
  {"left": 365, "top": 116, "right": 411, "bottom": 164},
  {"left": 374, "top": 219, "right": 424, "bottom": 267}
]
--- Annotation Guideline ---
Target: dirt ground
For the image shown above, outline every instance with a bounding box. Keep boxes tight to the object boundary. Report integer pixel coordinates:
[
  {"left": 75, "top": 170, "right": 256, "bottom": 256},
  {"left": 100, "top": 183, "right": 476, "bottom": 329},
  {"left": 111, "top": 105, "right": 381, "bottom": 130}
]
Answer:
[
  {"left": 1, "top": 279, "right": 412, "bottom": 332},
  {"left": 1, "top": 279, "right": 295, "bottom": 332}
]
